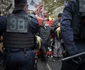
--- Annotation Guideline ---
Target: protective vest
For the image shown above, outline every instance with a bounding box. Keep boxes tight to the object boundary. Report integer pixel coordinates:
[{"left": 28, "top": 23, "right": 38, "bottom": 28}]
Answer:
[
  {"left": 71, "top": 0, "right": 85, "bottom": 40},
  {"left": 3, "top": 14, "right": 35, "bottom": 49}
]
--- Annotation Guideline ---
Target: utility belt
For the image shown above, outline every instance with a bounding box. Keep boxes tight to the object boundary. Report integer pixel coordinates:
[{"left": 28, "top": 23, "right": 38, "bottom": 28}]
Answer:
[
  {"left": 3, "top": 47, "right": 34, "bottom": 59},
  {"left": 3, "top": 47, "right": 32, "bottom": 53}
]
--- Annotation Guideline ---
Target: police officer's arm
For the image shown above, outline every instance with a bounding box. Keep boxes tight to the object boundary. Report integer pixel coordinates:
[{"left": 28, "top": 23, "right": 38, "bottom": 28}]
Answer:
[
  {"left": 30, "top": 18, "right": 40, "bottom": 34},
  {"left": 0, "top": 16, "right": 6, "bottom": 42},
  {"left": 0, "top": 16, "right": 6, "bottom": 52},
  {"left": 61, "top": 1, "right": 78, "bottom": 55}
]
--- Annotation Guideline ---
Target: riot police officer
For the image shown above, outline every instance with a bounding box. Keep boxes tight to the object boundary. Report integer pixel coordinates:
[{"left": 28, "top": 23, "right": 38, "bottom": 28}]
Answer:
[
  {"left": 61, "top": 0, "right": 85, "bottom": 70},
  {"left": 0, "top": 0, "right": 39, "bottom": 70}
]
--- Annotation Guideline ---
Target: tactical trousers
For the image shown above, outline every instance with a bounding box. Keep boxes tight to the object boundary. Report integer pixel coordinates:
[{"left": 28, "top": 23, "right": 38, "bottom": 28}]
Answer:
[{"left": 4, "top": 50, "right": 35, "bottom": 70}]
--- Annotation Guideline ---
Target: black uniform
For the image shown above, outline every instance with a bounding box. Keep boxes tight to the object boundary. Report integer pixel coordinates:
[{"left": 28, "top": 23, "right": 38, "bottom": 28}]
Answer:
[
  {"left": 61, "top": 0, "right": 85, "bottom": 70},
  {"left": 0, "top": 0, "right": 39, "bottom": 70}
]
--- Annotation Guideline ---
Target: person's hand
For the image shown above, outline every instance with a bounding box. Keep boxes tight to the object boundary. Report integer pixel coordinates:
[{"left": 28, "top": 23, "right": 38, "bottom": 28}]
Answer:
[{"left": 0, "top": 43, "right": 3, "bottom": 53}]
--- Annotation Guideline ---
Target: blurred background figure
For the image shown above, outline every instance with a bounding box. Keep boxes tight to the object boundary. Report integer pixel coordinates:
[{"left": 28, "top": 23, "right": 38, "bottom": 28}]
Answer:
[
  {"left": 3, "top": 11, "right": 9, "bottom": 16},
  {"left": 30, "top": 10, "right": 37, "bottom": 18},
  {"left": 52, "top": 13, "right": 62, "bottom": 27},
  {"left": 38, "top": 18, "right": 56, "bottom": 61},
  {"left": 52, "top": 13, "right": 63, "bottom": 60}
]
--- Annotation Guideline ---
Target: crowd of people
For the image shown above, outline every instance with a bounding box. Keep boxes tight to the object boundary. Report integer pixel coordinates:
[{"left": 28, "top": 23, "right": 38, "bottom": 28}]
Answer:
[
  {"left": 28, "top": 8, "right": 63, "bottom": 60},
  {"left": 28, "top": 9, "right": 63, "bottom": 62}
]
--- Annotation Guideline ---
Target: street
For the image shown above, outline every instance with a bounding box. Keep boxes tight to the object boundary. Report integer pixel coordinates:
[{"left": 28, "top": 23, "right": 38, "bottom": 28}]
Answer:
[{"left": 37, "top": 58, "right": 62, "bottom": 70}]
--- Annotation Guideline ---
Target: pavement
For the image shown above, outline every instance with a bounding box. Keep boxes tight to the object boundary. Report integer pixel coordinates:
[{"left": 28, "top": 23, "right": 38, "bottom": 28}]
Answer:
[{"left": 37, "top": 58, "right": 62, "bottom": 70}]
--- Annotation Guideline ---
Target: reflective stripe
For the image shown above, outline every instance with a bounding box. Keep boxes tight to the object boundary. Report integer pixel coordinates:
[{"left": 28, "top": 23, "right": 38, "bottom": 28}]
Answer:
[{"left": 36, "top": 36, "right": 41, "bottom": 49}]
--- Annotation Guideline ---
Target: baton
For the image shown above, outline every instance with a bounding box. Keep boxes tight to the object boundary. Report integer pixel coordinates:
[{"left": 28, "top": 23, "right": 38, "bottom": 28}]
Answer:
[{"left": 62, "top": 52, "right": 85, "bottom": 61}]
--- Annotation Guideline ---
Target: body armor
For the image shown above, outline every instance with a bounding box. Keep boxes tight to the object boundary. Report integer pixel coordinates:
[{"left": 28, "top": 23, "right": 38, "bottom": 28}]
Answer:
[{"left": 3, "top": 14, "right": 35, "bottom": 49}]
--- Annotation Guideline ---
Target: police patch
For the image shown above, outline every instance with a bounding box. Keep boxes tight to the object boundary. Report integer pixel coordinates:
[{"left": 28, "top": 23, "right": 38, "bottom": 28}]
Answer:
[{"left": 7, "top": 15, "right": 28, "bottom": 33}]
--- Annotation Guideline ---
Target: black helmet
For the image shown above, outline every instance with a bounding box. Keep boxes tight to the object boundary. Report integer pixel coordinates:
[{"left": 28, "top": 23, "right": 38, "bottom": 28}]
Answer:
[
  {"left": 15, "top": 0, "right": 27, "bottom": 5},
  {"left": 58, "top": 13, "right": 62, "bottom": 17}
]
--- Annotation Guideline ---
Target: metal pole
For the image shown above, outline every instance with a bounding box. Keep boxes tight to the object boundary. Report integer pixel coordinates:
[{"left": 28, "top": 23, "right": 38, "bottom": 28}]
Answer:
[{"left": 62, "top": 52, "right": 85, "bottom": 61}]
